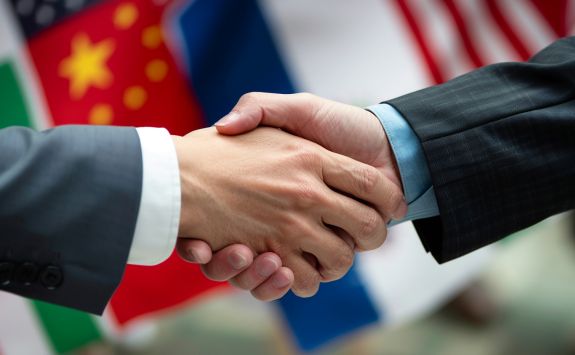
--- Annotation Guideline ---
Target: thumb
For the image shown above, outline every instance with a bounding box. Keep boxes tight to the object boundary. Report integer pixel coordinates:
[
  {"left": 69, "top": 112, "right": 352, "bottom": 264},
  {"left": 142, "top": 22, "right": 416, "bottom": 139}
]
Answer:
[
  {"left": 214, "top": 109, "right": 262, "bottom": 136},
  {"left": 176, "top": 238, "right": 213, "bottom": 264},
  {"left": 215, "top": 92, "right": 316, "bottom": 136}
]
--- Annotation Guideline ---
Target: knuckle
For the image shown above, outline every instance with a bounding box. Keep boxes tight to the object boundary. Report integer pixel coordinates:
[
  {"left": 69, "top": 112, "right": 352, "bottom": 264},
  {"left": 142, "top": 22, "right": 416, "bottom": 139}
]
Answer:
[
  {"left": 294, "top": 93, "right": 323, "bottom": 117},
  {"left": 331, "top": 249, "right": 354, "bottom": 277},
  {"left": 292, "top": 148, "right": 321, "bottom": 167},
  {"left": 355, "top": 166, "right": 380, "bottom": 195},
  {"left": 355, "top": 212, "right": 386, "bottom": 250},
  {"left": 275, "top": 215, "right": 311, "bottom": 248},
  {"left": 293, "top": 184, "right": 323, "bottom": 209},
  {"left": 239, "top": 92, "right": 261, "bottom": 105},
  {"left": 359, "top": 210, "right": 383, "bottom": 237},
  {"left": 265, "top": 236, "right": 284, "bottom": 255}
]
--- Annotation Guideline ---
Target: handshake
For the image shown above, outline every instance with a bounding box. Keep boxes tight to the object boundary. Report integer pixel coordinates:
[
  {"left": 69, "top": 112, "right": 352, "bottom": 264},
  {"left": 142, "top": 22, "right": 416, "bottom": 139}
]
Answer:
[{"left": 172, "top": 93, "right": 407, "bottom": 301}]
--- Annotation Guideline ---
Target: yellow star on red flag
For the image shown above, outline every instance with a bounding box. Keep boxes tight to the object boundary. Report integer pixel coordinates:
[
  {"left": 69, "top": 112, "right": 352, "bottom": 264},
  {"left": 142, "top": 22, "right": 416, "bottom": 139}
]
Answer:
[{"left": 59, "top": 33, "right": 115, "bottom": 100}]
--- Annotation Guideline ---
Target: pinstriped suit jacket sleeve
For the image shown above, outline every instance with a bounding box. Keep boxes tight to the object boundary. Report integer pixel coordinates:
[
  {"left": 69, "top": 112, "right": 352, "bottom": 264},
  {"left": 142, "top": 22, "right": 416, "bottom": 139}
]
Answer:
[
  {"left": 0, "top": 125, "right": 142, "bottom": 314},
  {"left": 388, "top": 36, "right": 575, "bottom": 263}
]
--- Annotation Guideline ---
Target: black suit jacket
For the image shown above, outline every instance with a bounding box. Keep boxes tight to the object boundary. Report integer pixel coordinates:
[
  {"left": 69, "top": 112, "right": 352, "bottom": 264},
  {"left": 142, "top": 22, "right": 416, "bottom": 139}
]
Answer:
[
  {"left": 0, "top": 125, "right": 142, "bottom": 313},
  {"left": 388, "top": 37, "right": 575, "bottom": 263}
]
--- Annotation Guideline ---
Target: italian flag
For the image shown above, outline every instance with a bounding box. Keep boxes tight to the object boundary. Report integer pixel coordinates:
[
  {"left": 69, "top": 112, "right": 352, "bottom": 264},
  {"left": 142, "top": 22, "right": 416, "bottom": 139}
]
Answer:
[{"left": 0, "top": 15, "right": 101, "bottom": 353}]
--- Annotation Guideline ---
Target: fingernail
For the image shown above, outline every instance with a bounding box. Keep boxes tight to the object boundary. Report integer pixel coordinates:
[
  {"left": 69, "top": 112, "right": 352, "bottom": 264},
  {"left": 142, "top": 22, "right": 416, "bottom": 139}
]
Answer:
[
  {"left": 392, "top": 198, "right": 408, "bottom": 219},
  {"left": 228, "top": 252, "right": 248, "bottom": 270},
  {"left": 186, "top": 248, "right": 199, "bottom": 262},
  {"left": 257, "top": 258, "right": 279, "bottom": 278},
  {"left": 215, "top": 111, "right": 240, "bottom": 127},
  {"left": 272, "top": 273, "right": 291, "bottom": 289}
]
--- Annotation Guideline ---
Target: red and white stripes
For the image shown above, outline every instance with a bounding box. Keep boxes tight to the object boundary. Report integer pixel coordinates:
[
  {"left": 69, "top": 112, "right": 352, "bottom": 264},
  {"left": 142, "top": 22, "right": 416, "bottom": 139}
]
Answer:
[{"left": 394, "top": 0, "right": 572, "bottom": 83}]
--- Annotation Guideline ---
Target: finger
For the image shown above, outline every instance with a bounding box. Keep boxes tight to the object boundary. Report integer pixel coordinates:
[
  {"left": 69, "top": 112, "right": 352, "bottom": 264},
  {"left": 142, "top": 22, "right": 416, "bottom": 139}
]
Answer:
[
  {"left": 176, "top": 239, "right": 213, "bottom": 264},
  {"left": 331, "top": 226, "right": 356, "bottom": 250},
  {"left": 200, "top": 244, "right": 254, "bottom": 281},
  {"left": 285, "top": 254, "right": 321, "bottom": 298},
  {"left": 322, "top": 153, "right": 407, "bottom": 219},
  {"left": 299, "top": 224, "right": 355, "bottom": 282},
  {"left": 251, "top": 267, "right": 294, "bottom": 301},
  {"left": 229, "top": 252, "right": 282, "bottom": 290},
  {"left": 321, "top": 192, "right": 387, "bottom": 251},
  {"left": 214, "top": 92, "right": 319, "bottom": 135}
]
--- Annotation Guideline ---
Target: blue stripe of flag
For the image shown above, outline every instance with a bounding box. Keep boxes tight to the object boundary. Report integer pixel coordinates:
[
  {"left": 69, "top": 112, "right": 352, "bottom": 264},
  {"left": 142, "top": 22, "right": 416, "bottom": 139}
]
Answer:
[
  {"left": 176, "top": 0, "right": 293, "bottom": 124},
  {"left": 175, "top": 0, "right": 381, "bottom": 351}
]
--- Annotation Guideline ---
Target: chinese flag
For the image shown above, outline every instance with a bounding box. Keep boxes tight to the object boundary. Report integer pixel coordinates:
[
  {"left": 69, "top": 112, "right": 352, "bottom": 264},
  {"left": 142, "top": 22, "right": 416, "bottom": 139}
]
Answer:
[{"left": 26, "top": 0, "right": 228, "bottom": 325}]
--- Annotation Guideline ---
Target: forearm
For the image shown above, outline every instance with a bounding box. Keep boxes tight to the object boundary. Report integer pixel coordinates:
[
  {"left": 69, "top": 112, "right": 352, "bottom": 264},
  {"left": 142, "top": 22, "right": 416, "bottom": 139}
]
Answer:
[
  {"left": 387, "top": 37, "right": 575, "bottom": 261},
  {"left": 0, "top": 125, "right": 142, "bottom": 313}
]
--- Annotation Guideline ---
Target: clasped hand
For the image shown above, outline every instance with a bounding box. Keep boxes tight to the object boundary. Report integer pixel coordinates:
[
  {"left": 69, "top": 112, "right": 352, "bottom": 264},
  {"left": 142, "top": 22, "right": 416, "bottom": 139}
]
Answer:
[{"left": 172, "top": 93, "right": 406, "bottom": 300}]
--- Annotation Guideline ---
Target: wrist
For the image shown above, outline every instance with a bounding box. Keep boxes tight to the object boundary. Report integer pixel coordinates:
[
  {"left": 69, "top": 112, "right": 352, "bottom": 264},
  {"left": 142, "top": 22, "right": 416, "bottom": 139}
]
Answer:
[
  {"left": 367, "top": 103, "right": 433, "bottom": 207},
  {"left": 364, "top": 108, "right": 403, "bottom": 192},
  {"left": 172, "top": 135, "right": 197, "bottom": 237}
]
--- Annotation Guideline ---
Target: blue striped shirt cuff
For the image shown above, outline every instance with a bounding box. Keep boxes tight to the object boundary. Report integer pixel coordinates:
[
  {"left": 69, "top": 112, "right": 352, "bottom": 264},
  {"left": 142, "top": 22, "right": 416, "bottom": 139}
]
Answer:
[{"left": 366, "top": 104, "right": 439, "bottom": 224}]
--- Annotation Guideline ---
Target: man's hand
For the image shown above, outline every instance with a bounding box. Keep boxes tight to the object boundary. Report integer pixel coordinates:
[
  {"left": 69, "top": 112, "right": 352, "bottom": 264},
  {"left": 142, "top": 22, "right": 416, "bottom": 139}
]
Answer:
[
  {"left": 176, "top": 241, "right": 294, "bottom": 301},
  {"left": 216, "top": 92, "right": 401, "bottom": 188},
  {"left": 184, "top": 93, "right": 404, "bottom": 298},
  {"left": 173, "top": 126, "right": 405, "bottom": 297}
]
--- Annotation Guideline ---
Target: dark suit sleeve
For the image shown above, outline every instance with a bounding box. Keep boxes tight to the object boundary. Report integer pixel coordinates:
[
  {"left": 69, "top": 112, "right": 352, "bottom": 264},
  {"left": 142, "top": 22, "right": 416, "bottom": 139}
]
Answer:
[
  {"left": 387, "top": 36, "right": 575, "bottom": 263},
  {"left": 0, "top": 125, "right": 142, "bottom": 314}
]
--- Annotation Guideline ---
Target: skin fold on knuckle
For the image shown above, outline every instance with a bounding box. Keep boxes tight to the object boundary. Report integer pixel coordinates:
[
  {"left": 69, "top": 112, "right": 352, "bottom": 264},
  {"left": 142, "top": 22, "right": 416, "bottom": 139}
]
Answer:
[
  {"left": 291, "top": 182, "right": 323, "bottom": 211},
  {"left": 359, "top": 209, "right": 382, "bottom": 237},
  {"left": 357, "top": 226, "right": 387, "bottom": 252},
  {"left": 359, "top": 211, "right": 386, "bottom": 250},
  {"left": 291, "top": 146, "right": 322, "bottom": 170},
  {"left": 354, "top": 165, "right": 380, "bottom": 196},
  {"left": 238, "top": 92, "right": 261, "bottom": 106},
  {"left": 274, "top": 211, "right": 310, "bottom": 243},
  {"left": 321, "top": 247, "right": 354, "bottom": 281}
]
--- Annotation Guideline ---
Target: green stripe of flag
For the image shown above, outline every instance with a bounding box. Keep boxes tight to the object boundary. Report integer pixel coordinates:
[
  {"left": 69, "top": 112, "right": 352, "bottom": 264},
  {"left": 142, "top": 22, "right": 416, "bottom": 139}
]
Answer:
[
  {"left": 0, "top": 61, "right": 33, "bottom": 128},
  {"left": 0, "top": 59, "right": 105, "bottom": 354},
  {"left": 31, "top": 301, "right": 103, "bottom": 354}
]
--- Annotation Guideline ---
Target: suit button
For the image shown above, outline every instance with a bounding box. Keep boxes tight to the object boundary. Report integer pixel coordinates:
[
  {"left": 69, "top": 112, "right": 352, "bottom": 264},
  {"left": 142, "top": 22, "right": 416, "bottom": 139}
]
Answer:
[
  {"left": 40, "top": 266, "right": 63, "bottom": 290},
  {"left": 0, "top": 262, "right": 15, "bottom": 286},
  {"left": 15, "top": 262, "right": 39, "bottom": 285}
]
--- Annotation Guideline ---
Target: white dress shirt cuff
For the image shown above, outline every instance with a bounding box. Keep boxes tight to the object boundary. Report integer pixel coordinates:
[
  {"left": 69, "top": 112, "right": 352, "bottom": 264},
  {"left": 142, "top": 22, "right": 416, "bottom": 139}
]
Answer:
[{"left": 129, "top": 127, "right": 181, "bottom": 265}]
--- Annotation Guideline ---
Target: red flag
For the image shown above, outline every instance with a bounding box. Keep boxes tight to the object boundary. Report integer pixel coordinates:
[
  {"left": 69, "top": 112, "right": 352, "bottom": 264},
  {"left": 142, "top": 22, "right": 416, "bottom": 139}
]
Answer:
[
  {"left": 25, "top": 0, "right": 229, "bottom": 325},
  {"left": 28, "top": 0, "right": 203, "bottom": 134}
]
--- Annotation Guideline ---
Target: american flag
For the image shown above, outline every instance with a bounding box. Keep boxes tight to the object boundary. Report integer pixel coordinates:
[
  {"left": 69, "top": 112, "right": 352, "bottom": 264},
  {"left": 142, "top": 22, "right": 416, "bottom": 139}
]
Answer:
[{"left": 396, "top": 0, "right": 574, "bottom": 84}]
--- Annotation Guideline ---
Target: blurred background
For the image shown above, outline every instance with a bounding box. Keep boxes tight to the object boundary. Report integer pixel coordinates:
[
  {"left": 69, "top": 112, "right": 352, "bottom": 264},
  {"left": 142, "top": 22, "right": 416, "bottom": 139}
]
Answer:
[
  {"left": 97, "top": 213, "right": 575, "bottom": 355},
  {"left": 0, "top": 0, "right": 574, "bottom": 354}
]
